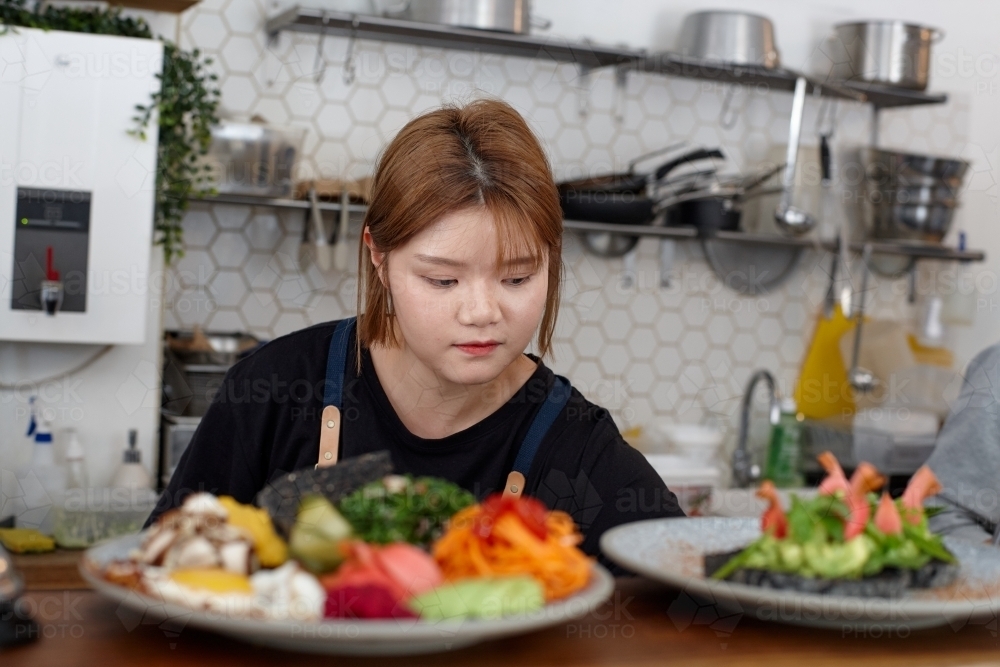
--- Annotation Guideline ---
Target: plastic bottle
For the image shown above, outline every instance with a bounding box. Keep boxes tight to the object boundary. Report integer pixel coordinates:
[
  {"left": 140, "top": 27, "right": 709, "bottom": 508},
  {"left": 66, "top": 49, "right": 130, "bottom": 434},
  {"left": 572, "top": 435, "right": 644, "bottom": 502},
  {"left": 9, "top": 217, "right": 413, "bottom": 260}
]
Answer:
[
  {"left": 764, "top": 397, "right": 805, "bottom": 488},
  {"left": 18, "top": 397, "right": 68, "bottom": 534},
  {"left": 111, "top": 429, "right": 152, "bottom": 491},
  {"left": 942, "top": 232, "right": 977, "bottom": 326},
  {"left": 64, "top": 428, "right": 88, "bottom": 491}
]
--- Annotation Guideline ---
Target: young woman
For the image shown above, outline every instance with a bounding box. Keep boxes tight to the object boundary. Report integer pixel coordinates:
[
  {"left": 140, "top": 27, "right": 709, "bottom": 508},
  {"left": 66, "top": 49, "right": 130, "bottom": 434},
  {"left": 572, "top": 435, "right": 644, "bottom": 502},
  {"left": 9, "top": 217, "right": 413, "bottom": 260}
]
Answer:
[{"left": 147, "top": 98, "right": 683, "bottom": 563}]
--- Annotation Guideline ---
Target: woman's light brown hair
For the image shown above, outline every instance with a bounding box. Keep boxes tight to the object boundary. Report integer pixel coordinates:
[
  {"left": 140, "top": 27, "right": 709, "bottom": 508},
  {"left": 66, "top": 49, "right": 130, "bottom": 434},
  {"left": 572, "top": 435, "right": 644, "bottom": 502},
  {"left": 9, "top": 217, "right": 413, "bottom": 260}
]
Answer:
[{"left": 354, "top": 97, "right": 563, "bottom": 373}]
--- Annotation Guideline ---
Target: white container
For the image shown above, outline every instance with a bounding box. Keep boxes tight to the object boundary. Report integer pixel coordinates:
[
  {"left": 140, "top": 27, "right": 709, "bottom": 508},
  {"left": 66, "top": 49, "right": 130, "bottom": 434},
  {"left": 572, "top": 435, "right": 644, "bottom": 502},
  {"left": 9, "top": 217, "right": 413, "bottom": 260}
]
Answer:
[
  {"left": 644, "top": 454, "right": 721, "bottom": 516},
  {"left": 0, "top": 28, "right": 163, "bottom": 345},
  {"left": 654, "top": 421, "right": 724, "bottom": 464}
]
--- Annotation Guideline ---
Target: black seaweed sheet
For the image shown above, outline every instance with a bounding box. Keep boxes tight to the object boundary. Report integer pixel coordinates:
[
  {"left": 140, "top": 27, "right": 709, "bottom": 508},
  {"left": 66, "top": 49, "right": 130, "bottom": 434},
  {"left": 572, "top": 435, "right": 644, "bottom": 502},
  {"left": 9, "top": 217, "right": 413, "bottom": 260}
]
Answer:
[
  {"left": 254, "top": 451, "right": 394, "bottom": 539},
  {"left": 703, "top": 547, "right": 959, "bottom": 598}
]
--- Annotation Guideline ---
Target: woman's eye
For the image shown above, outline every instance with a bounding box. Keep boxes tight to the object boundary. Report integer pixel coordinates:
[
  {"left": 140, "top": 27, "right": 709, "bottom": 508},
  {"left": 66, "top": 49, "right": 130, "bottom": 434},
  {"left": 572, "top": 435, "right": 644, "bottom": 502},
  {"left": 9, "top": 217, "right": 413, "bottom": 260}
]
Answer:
[
  {"left": 505, "top": 275, "right": 532, "bottom": 286},
  {"left": 425, "top": 277, "right": 456, "bottom": 288}
]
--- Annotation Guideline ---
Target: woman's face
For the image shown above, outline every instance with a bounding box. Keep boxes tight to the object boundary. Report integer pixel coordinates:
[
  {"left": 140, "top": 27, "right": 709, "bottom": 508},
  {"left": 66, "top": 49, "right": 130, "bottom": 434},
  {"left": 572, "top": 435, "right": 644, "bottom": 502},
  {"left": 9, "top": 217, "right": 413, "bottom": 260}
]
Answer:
[{"left": 364, "top": 206, "right": 549, "bottom": 386}]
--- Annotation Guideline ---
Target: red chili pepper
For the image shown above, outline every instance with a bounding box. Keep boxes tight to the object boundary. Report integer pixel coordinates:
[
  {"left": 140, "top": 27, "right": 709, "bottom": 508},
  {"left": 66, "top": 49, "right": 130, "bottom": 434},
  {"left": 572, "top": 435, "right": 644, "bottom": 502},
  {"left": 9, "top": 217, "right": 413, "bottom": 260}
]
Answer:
[{"left": 472, "top": 493, "right": 549, "bottom": 541}]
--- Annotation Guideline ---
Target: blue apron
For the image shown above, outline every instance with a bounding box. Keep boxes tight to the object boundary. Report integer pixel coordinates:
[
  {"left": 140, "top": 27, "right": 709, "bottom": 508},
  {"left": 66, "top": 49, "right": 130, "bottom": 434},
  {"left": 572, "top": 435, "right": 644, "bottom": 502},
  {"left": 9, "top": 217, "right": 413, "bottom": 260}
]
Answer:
[{"left": 315, "top": 316, "right": 571, "bottom": 499}]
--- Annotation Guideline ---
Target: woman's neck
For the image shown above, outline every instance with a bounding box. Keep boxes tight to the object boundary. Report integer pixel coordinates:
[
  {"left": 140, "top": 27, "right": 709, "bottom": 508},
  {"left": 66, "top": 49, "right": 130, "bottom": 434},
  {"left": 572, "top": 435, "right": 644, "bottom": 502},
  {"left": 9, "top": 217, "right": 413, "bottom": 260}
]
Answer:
[{"left": 368, "top": 327, "right": 538, "bottom": 440}]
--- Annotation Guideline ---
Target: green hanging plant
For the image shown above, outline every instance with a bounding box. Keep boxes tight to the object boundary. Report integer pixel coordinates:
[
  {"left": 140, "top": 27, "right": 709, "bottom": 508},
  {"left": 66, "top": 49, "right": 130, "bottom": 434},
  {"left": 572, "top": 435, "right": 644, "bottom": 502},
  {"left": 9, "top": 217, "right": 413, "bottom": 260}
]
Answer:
[{"left": 0, "top": 0, "right": 220, "bottom": 264}]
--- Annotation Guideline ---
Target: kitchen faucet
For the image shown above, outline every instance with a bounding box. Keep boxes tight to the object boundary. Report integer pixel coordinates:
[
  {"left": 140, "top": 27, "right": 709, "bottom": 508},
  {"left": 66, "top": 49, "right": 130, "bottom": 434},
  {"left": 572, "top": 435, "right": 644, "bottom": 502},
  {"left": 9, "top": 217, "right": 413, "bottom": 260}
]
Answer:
[{"left": 731, "top": 369, "right": 782, "bottom": 488}]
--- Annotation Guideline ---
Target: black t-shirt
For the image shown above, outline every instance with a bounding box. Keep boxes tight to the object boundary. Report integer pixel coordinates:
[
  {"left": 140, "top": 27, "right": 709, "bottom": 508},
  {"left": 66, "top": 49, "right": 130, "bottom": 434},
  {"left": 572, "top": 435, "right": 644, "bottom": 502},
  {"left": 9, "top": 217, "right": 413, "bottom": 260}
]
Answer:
[{"left": 147, "top": 318, "right": 684, "bottom": 570}]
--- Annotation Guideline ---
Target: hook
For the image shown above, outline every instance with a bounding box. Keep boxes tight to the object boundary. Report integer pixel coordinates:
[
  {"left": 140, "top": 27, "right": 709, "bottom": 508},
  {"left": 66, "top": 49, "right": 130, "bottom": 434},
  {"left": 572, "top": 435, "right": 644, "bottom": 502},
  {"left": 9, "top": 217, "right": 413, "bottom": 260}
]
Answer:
[
  {"left": 719, "top": 84, "right": 740, "bottom": 130},
  {"left": 815, "top": 97, "right": 839, "bottom": 138},
  {"left": 576, "top": 63, "right": 592, "bottom": 117},
  {"left": 314, "top": 11, "right": 329, "bottom": 84},
  {"left": 343, "top": 16, "right": 360, "bottom": 85},
  {"left": 613, "top": 64, "right": 628, "bottom": 125}
]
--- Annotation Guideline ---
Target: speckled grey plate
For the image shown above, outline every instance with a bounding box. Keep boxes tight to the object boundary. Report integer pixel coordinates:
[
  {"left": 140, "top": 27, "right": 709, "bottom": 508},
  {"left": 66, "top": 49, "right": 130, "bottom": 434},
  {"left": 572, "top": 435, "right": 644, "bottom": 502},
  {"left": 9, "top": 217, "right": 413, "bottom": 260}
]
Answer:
[
  {"left": 601, "top": 517, "right": 1000, "bottom": 631},
  {"left": 80, "top": 532, "right": 614, "bottom": 656}
]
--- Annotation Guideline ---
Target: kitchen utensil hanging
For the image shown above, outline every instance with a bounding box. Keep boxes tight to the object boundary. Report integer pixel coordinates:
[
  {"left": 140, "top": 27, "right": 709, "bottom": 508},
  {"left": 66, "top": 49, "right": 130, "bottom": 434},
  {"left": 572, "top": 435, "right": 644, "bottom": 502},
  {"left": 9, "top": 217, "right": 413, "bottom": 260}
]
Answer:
[
  {"left": 847, "top": 244, "right": 878, "bottom": 394},
  {"left": 774, "top": 76, "right": 816, "bottom": 236},
  {"left": 310, "top": 187, "right": 333, "bottom": 271}
]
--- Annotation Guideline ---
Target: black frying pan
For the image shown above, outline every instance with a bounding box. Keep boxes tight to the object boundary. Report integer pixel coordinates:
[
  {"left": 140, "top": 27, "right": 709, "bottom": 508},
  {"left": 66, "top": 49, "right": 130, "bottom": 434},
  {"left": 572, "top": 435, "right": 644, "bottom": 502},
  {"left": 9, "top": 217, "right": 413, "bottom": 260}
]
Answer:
[
  {"left": 559, "top": 147, "right": 726, "bottom": 225},
  {"left": 558, "top": 147, "right": 726, "bottom": 196}
]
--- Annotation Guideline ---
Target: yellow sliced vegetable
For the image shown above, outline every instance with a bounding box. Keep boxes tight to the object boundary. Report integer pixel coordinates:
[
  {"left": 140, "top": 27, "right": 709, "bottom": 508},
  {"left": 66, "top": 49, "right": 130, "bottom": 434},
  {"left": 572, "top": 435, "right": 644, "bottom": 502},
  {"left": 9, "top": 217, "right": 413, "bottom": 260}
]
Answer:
[{"left": 218, "top": 496, "right": 287, "bottom": 567}]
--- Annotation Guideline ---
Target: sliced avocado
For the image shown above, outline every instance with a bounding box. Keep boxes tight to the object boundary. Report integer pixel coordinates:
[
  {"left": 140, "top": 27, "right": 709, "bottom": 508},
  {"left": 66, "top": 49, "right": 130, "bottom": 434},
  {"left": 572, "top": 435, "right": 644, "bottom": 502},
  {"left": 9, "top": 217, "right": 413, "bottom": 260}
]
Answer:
[{"left": 288, "top": 494, "right": 354, "bottom": 574}]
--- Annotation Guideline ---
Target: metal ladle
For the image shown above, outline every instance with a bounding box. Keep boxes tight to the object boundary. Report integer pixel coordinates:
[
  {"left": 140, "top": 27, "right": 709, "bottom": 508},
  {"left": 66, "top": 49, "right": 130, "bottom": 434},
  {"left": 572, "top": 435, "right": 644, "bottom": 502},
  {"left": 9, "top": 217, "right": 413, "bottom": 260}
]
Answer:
[
  {"left": 774, "top": 76, "right": 817, "bottom": 235},
  {"left": 848, "top": 244, "right": 878, "bottom": 394}
]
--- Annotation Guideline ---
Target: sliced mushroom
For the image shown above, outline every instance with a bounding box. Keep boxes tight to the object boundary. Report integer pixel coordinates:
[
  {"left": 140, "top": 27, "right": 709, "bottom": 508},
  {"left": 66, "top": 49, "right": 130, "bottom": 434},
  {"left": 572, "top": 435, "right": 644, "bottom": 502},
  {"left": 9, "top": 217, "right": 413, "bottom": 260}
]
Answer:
[
  {"left": 140, "top": 527, "right": 178, "bottom": 566},
  {"left": 219, "top": 540, "right": 252, "bottom": 576},
  {"left": 166, "top": 536, "right": 219, "bottom": 570}
]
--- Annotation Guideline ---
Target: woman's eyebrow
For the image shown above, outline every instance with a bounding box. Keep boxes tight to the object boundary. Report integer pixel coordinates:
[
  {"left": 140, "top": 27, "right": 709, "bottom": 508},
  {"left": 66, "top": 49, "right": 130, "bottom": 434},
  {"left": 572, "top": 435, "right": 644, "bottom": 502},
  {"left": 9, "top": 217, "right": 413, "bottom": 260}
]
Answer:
[{"left": 413, "top": 254, "right": 536, "bottom": 267}]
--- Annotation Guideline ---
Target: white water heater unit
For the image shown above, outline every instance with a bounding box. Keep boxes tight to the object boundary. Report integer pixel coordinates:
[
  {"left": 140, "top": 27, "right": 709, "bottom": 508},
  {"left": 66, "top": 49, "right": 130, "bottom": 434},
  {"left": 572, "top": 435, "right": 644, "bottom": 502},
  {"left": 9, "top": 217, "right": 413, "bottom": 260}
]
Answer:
[{"left": 0, "top": 27, "right": 162, "bottom": 345}]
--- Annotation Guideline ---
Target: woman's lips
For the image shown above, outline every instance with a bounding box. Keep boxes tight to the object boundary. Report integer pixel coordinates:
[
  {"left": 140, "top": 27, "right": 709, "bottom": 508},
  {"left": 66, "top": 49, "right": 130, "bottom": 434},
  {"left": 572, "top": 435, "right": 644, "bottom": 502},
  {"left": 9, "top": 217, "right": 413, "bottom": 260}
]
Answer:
[{"left": 455, "top": 343, "right": 499, "bottom": 356}]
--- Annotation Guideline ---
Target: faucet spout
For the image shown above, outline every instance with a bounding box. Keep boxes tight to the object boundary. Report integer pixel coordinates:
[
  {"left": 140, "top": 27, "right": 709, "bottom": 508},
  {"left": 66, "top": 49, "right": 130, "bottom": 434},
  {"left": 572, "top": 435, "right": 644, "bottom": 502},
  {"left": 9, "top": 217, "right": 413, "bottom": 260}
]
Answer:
[{"left": 731, "top": 369, "right": 782, "bottom": 488}]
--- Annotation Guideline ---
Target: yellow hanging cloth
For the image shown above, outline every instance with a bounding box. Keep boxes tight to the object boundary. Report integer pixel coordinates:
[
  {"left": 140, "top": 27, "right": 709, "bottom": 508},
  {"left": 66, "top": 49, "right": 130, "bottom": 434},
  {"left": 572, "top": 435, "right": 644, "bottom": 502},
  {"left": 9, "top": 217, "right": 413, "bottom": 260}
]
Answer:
[{"left": 794, "top": 302, "right": 856, "bottom": 420}]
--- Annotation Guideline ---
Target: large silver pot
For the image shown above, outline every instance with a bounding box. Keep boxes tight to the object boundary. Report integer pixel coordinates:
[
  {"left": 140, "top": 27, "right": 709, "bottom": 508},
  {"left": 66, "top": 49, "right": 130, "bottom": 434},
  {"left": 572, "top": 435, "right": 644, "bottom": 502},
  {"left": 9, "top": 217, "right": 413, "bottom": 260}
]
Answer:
[
  {"left": 831, "top": 21, "right": 942, "bottom": 90},
  {"left": 389, "top": 0, "right": 547, "bottom": 34},
  {"left": 677, "top": 11, "right": 780, "bottom": 68}
]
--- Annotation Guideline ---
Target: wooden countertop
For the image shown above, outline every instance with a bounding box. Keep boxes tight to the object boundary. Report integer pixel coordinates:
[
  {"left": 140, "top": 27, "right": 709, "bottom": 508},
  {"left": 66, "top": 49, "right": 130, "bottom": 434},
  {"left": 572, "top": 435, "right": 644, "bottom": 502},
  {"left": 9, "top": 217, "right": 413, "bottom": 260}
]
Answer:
[
  {"left": 12, "top": 549, "right": 88, "bottom": 590},
  {"left": 4, "top": 578, "right": 1000, "bottom": 666}
]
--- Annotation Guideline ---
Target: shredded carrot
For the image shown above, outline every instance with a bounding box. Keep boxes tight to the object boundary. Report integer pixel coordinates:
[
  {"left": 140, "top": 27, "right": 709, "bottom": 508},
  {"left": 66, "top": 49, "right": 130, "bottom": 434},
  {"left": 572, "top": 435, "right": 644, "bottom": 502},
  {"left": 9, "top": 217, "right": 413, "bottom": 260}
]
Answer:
[{"left": 432, "top": 504, "right": 592, "bottom": 601}]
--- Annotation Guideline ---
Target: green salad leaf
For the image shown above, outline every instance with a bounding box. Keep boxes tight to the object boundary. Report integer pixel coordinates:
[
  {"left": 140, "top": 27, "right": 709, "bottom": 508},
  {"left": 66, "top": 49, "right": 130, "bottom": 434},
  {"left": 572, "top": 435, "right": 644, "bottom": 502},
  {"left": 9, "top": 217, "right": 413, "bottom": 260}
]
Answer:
[
  {"left": 711, "top": 491, "right": 955, "bottom": 582},
  {"left": 338, "top": 475, "right": 475, "bottom": 548}
]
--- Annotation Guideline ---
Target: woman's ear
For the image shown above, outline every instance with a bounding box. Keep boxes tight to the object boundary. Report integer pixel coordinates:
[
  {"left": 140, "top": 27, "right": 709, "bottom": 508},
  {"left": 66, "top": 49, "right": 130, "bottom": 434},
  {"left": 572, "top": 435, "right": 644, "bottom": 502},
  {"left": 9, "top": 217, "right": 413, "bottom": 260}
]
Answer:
[{"left": 363, "top": 226, "right": 387, "bottom": 287}]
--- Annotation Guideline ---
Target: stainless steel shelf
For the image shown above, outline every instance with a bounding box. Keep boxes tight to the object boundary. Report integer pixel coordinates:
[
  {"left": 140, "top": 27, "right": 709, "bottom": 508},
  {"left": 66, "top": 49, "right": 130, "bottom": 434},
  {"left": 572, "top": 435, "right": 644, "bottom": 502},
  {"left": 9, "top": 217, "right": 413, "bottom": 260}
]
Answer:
[
  {"left": 190, "top": 192, "right": 368, "bottom": 215},
  {"left": 566, "top": 220, "right": 984, "bottom": 261},
  {"left": 264, "top": 7, "right": 948, "bottom": 109},
  {"left": 189, "top": 196, "right": 985, "bottom": 263},
  {"left": 627, "top": 52, "right": 947, "bottom": 109},
  {"left": 265, "top": 7, "right": 642, "bottom": 68}
]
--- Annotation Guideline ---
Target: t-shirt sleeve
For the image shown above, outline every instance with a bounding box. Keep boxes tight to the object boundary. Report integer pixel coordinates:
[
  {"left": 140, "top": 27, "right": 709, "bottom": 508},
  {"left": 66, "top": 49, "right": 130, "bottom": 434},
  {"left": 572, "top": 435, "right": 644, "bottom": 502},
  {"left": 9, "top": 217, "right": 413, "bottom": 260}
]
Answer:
[
  {"left": 534, "top": 420, "right": 685, "bottom": 574},
  {"left": 142, "top": 362, "right": 263, "bottom": 528}
]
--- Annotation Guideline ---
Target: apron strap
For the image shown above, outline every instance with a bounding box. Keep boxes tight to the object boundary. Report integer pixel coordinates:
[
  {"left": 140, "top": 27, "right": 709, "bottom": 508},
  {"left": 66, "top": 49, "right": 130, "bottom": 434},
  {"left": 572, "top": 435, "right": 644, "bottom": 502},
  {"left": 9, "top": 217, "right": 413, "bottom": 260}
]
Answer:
[
  {"left": 317, "top": 316, "right": 357, "bottom": 469},
  {"left": 503, "top": 375, "right": 572, "bottom": 499}
]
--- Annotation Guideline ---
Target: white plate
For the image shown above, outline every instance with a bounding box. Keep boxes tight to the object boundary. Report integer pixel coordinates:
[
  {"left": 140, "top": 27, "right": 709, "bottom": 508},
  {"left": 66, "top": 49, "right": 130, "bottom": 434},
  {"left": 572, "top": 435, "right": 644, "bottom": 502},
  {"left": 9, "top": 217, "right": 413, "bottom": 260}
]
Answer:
[
  {"left": 601, "top": 516, "right": 1000, "bottom": 631},
  {"left": 81, "top": 533, "right": 614, "bottom": 655}
]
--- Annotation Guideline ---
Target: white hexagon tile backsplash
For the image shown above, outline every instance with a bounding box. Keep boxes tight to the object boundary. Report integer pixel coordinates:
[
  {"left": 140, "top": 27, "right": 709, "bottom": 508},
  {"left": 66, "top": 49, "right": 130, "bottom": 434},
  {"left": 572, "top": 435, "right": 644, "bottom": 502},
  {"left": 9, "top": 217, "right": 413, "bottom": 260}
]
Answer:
[{"left": 162, "top": 0, "right": 972, "bottom": 463}]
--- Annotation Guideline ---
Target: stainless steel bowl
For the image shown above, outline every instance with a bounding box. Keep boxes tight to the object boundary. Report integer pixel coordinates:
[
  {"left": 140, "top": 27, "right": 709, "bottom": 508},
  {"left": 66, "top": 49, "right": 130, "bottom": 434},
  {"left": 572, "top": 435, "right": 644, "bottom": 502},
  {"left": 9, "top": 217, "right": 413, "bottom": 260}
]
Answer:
[
  {"left": 862, "top": 147, "right": 969, "bottom": 184},
  {"left": 677, "top": 11, "right": 780, "bottom": 68},
  {"left": 860, "top": 147, "right": 969, "bottom": 242},
  {"left": 868, "top": 203, "right": 957, "bottom": 243}
]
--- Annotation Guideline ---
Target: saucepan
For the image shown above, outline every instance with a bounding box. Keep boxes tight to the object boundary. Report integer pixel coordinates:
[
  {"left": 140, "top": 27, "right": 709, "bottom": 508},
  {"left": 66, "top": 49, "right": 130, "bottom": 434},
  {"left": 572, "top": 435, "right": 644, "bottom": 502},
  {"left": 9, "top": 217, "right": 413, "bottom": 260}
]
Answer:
[
  {"left": 830, "top": 20, "right": 943, "bottom": 91},
  {"left": 677, "top": 10, "right": 781, "bottom": 68},
  {"left": 658, "top": 164, "right": 785, "bottom": 236}
]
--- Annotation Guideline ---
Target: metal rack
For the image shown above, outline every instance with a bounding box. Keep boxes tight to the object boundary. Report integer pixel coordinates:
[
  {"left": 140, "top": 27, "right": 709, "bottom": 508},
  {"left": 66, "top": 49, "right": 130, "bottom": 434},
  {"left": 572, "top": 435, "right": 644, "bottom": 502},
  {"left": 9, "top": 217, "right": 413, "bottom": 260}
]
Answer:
[
  {"left": 190, "top": 194, "right": 984, "bottom": 263},
  {"left": 264, "top": 7, "right": 949, "bottom": 109}
]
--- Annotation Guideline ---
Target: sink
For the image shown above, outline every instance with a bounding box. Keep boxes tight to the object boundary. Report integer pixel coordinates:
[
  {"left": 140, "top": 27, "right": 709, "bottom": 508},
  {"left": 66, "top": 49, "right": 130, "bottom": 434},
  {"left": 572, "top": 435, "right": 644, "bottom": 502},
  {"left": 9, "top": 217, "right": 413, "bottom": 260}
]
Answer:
[{"left": 707, "top": 487, "right": 819, "bottom": 518}]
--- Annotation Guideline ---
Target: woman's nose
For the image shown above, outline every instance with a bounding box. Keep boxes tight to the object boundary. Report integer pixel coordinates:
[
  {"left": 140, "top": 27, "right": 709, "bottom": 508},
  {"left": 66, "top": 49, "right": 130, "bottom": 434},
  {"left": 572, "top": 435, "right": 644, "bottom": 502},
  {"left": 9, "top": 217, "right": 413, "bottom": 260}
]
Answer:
[{"left": 457, "top": 282, "right": 501, "bottom": 325}]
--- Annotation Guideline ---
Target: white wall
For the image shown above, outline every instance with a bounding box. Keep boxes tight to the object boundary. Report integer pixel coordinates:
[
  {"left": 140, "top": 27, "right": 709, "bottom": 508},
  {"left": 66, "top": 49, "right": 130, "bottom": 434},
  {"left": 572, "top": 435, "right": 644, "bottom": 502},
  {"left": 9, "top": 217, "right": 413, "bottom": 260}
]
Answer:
[
  {"left": 0, "top": 247, "right": 165, "bottom": 494},
  {"left": 536, "top": 0, "right": 1000, "bottom": 368}
]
